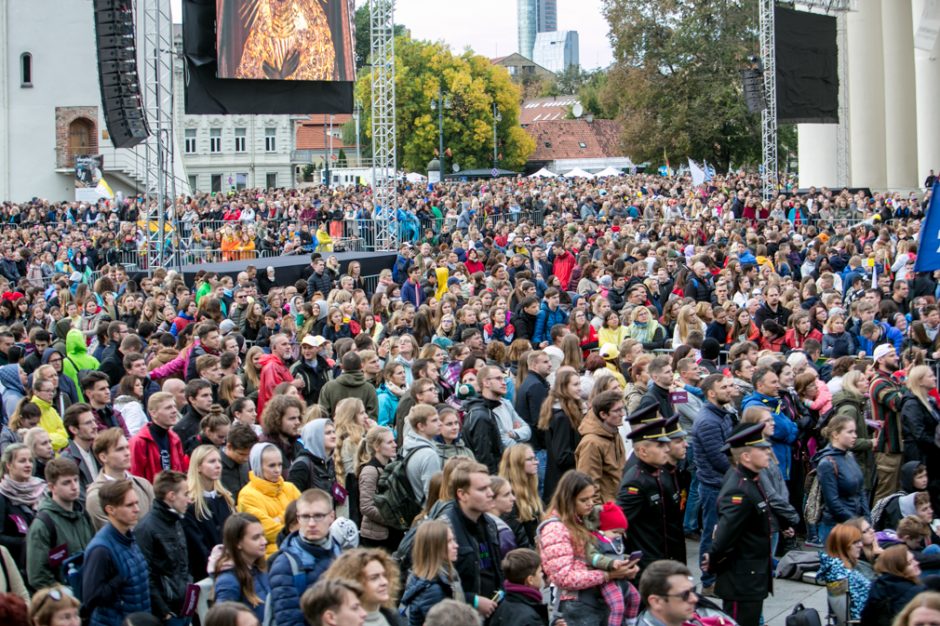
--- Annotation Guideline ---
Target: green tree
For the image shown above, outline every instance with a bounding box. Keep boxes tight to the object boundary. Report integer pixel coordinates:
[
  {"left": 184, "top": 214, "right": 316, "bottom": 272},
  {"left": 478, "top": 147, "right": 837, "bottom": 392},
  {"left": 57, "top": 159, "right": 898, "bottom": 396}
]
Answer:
[
  {"left": 356, "top": 36, "right": 535, "bottom": 173},
  {"left": 353, "top": 4, "right": 407, "bottom": 71},
  {"left": 337, "top": 148, "right": 348, "bottom": 168},
  {"left": 601, "top": 0, "right": 793, "bottom": 170}
]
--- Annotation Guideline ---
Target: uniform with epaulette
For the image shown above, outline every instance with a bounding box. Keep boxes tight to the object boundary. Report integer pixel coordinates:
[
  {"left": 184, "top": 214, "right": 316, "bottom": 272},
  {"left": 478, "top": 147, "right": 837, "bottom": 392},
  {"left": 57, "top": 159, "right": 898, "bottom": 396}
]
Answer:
[
  {"left": 661, "top": 416, "right": 688, "bottom": 565},
  {"left": 707, "top": 422, "right": 775, "bottom": 626},
  {"left": 616, "top": 410, "right": 673, "bottom": 580}
]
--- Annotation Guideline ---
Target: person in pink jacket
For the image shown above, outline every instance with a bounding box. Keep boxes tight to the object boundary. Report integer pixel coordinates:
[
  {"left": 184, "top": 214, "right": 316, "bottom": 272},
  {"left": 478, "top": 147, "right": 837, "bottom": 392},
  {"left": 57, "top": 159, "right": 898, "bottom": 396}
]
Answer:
[{"left": 539, "top": 470, "right": 637, "bottom": 626}]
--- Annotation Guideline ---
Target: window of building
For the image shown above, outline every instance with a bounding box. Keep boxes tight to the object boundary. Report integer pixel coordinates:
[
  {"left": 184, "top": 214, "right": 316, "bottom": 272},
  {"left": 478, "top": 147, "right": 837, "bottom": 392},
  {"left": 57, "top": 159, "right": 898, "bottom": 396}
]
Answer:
[
  {"left": 188, "top": 175, "right": 197, "bottom": 192},
  {"left": 236, "top": 173, "right": 248, "bottom": 190},
  {"left": 211, "top": 174, "right": 222, "bottom": 192},
  {"left": 209, "top": 128, "right": 221, "bottom": 153},
  {"left": 265, "top": 127, "right": 276, "bottom": 152},
  {"left": 68, "top": 118, "right": 97, "bottom": 163},
  {"left": 234, "top": 127, "right": 246, "bottom": 152},
  {"left": 184, "top": 129, "right": 197, "bottom": 154},
  {"left": 266, "top": 172, "right": 277, "bottom": 189},
  {"left": 20, "top": 53, "right": 32, "bottom": 87}
]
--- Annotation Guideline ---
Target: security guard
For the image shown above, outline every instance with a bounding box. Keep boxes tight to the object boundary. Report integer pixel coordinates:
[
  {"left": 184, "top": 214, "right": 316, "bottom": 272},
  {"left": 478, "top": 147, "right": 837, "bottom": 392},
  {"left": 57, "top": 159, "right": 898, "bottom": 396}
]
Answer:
[
  {"left": 704, "top": 421, "right": 774, "bottom": 626},
  {"left": 662, "top": 416, "right": 688, "bottom": 565},
  {"left": 616, "top": 416, "right": 672, "bottom": 580}
]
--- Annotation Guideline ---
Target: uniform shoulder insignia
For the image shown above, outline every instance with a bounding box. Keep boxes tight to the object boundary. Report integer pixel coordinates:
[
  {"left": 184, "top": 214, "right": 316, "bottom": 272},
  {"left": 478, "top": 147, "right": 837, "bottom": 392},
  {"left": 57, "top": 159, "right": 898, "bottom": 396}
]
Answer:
[
  {"left": 627, "top": 486, "right": 639, "bottom": 494},
  {"left": 730, "top": 495, "right": 743, "bottom": 504}
]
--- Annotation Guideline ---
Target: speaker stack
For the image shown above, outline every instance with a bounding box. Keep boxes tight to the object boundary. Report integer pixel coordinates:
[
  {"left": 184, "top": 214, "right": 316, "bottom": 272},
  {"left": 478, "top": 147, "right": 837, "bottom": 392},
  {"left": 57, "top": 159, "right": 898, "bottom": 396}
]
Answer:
[
  {"left": 94, "top": 0, "right": 151, "bottom": 149},
  {"left": 740, "top": 68, "right": 767, "bottom": 115}
]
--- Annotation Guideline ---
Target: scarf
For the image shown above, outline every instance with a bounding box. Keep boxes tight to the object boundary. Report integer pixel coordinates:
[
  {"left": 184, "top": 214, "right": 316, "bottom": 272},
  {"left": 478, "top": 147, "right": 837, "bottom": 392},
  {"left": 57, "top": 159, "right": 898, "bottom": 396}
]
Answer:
[
  {"left": 384, "top": 382, "right": 407, "bottom": 398},
  {"left": 626, "top": 319, "right": 660, "bottom": 345},
  {"left": 0, "top": 475, "right": 46, "bottom": 509}
]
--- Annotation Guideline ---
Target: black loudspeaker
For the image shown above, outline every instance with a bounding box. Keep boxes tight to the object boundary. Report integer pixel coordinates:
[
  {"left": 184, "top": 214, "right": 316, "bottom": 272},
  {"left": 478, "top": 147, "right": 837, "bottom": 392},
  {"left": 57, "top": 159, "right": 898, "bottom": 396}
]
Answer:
[
  {"left": 94, "top": 0, "right": 150, "bottom": 149},
  {"left": 741, "top": 68, "right": 767, "bottom": 114}
]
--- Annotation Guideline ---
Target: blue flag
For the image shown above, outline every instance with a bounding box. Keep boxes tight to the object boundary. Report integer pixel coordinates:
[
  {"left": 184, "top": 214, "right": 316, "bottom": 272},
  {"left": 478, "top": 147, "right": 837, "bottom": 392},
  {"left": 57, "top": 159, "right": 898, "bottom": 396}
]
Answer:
[{"left": 915, "top": 183, "right": 940, "bottom": 272}]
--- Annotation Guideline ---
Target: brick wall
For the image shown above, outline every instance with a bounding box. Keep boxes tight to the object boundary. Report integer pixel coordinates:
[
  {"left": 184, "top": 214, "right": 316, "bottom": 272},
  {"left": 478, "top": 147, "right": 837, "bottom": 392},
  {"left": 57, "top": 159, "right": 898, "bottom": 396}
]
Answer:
[{"left": 55, "top": 106, "right": 98, "bottom": 168}]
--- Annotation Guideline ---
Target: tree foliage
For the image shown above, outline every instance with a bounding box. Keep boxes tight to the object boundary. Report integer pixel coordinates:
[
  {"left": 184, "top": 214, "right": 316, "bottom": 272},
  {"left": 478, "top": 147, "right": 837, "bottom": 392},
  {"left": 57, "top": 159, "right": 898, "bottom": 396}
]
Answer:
[
  {"left": 355, "top": 37, "right": 535, "bottom": 173},
  {"left": 600, "top": 0, "right": 792, "bottom": 169},
  {"left": 353, "top": 4, "right": 406, "bottom": 70}
]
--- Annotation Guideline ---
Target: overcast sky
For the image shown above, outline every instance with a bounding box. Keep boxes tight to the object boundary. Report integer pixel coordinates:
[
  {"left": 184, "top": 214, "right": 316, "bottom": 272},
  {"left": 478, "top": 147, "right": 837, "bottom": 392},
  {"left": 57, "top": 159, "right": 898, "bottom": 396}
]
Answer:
[{"left": 169, "top": 0, "right": 614, "bottom": 70}]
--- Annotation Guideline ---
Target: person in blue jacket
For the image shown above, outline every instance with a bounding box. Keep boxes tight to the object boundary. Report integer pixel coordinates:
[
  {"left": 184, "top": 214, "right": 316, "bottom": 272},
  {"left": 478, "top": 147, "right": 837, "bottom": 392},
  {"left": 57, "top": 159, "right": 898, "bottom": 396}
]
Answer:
[
  {"left": 741, "top": 367, "right": 799, "bottom": 480},
  {"left": 214, "top": 512, "right": 271, "bottom": 624},
  {"left": 814, "top": 414, "right": 869, "bottom": 545},
  {"left": 268, "top": 489, "right": 341, "bottom": 626},
  {"left": 532, "top": 289, "right": 568, "bottom": 348},
  {"left": 857, "top": 321, "right": 904, "bottom": 357}
]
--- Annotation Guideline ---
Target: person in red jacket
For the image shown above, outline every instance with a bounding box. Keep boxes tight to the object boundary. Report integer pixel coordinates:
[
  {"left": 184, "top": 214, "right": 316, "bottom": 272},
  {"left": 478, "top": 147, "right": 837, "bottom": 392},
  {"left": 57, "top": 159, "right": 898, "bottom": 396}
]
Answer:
[
  {"left": 783, "top": 310, "right": 823, "bottom": 351},
  {"left": 129, "top": 391, "right": 189, "bottom": 482},
  {"left": 551, "top": 242, "right": 577, "bottom": 291},
  {"left": 257, "top": 333, "right": 304, "bottom": 416}
]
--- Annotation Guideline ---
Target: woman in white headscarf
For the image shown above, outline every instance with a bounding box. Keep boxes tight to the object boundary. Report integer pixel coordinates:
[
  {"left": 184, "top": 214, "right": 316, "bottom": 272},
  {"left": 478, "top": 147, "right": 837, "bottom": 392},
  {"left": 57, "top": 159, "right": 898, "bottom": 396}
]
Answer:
[
  {"left": 236, "top": 442, "right": 301, "bottom": 557},
  {"left": 288, "top": 420, "right": 344, "bottom": 517}
]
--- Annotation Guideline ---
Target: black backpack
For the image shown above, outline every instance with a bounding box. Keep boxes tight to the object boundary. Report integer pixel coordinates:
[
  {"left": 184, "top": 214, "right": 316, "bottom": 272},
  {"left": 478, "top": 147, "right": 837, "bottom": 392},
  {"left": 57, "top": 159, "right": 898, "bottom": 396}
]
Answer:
[{"left": 372, "top": 445, "right": 427, "bottom": 531}]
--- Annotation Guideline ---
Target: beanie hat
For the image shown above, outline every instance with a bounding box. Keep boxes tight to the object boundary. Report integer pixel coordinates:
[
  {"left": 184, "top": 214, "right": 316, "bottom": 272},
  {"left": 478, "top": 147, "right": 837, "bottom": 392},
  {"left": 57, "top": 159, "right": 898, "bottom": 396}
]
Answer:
[{"left": 598, "top": 501, "right": 628, "bottom": 532}]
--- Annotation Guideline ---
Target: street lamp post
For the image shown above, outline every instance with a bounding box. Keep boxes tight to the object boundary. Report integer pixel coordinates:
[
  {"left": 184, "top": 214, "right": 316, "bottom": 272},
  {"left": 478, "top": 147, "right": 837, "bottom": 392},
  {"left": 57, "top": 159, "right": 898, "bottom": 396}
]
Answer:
[
  {"left": 430, "top": 89, "right": 450, "bottom": 183},
  {"left": 492, "top": 101, "right": 502, "bottom": 171}
]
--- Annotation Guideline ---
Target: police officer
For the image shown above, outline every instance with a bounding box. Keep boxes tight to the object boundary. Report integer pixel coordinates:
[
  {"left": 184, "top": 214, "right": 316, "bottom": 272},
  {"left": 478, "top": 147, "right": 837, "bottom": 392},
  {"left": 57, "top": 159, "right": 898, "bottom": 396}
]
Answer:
[
  {"left": 616, "top": 415, "right": 672, "bottom": 580},
  {"left": 662, "top": 416, "right": 688, "bottom": 565},
  {"left": 703, "top": 421, "right": 774, "bottom": 626}
]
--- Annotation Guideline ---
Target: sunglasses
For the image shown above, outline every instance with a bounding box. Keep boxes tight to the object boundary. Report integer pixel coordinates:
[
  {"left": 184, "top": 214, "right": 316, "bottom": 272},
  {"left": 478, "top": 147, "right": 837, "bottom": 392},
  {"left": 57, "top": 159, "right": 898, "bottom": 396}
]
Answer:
[
  {"left": 33, "top": 586, "right": 76, "bottom": 614},
  {"left": 661, "top": 586, "right": 698, "bottom": 602}
]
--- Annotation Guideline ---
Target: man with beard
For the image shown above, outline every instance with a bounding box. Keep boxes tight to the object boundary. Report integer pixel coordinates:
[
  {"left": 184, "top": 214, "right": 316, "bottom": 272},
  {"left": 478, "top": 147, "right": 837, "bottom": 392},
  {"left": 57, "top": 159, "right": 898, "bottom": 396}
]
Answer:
[{"left": 870, "top": 344, "right": 904, "bottom": 501}]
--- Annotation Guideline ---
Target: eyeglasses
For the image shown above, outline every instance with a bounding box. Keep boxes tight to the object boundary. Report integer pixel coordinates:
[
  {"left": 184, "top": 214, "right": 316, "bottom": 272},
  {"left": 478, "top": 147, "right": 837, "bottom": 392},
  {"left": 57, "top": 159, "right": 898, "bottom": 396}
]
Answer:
[
  {"left": 297, "top": 512, "right": 331, "bottom": 524},
  {"left": 661, "top": 587, "right": 698, "bottom": 602}
]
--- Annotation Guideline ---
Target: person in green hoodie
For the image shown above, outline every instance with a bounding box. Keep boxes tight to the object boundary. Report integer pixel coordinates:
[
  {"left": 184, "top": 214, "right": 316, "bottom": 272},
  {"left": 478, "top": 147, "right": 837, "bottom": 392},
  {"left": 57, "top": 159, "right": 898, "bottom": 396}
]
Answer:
[
  {"left": 50, "top": 319, "right": 71, "bottom": 357},
  {"left": 62, "top": 328, "right": 100, "bottom": 403},
  {"left": 318, "top": 352, "right": 378, "bottom": 420},
  {"left": 26, "top": 457, "right": 95, "bottom": 590}
]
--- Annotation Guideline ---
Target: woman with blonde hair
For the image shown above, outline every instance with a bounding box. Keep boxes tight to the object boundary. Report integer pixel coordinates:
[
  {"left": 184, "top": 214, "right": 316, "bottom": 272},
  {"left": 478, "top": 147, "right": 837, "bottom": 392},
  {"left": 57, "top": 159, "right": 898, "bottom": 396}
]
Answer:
[
  {"left": 322, "top": 548, "right": 402, "bottom": 625},
  {"left": 673, "top": 304, "right": 705, "bottom": 347},
  {"left": 399, "top": 520, "right": 464, "bottom": 626},
  {"left": 218, "top": 374, "right": 245, "bottom": 410},
  {"left": 891, "top": 592, "right": 940, "bottom": 626},
  {"left": 184, "top": 444, "right": 236, "bottom": 579},
  {"left": 559, "top": 334, "right": 583, "bottom": 373},
  {"left": 28, "top": 585, "right": 81, "bottom": 626},
  {"left": 333, "top": 397, "right": 371, "bottom": 522},
  {"left": 623, "top": 307, "right": 666, "bottom": 351},
  {"left": 357, "top": 426, "right": 400, "bottom": 551},
  {"left": 539, "top": 366, "right": 586, "bottom": 500},
  {"left": 900, "top": 365, "right": 940, "bottom": 502},
  {"left": 499, "top": 444, "right": 542, "bottom": 547},
  {"left": 241, "top": 346, "right": 265, "bottom": 398},
  {"left": 832, "top": 370, "right": 877, "bottom": 492},
  {"left": 862, "top": 545, "right": 926, "bottom": 626}
]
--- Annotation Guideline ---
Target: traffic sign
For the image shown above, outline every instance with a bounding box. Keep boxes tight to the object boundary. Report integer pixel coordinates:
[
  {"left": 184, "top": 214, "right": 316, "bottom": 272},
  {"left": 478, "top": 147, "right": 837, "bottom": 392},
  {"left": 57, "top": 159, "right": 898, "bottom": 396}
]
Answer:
[{"left": 491, "top": 168, "right": 499, "bottom": 177}]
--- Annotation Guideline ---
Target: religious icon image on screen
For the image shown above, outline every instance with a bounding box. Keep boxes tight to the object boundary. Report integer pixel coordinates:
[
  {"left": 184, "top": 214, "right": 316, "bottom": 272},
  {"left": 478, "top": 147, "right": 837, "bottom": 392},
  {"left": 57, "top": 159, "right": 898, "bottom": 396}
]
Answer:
[{"left": 216, "top": 0, "right": 355, "bottom": 82}]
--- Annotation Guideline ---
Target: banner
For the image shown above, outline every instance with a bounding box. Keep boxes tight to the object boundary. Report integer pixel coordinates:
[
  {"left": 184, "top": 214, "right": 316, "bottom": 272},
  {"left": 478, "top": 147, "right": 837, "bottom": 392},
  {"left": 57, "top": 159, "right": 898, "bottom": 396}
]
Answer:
[
  {"left": 915, "top": 183, "right": 940, "bottom": 272},
  {"left": 75, "top": 155, "right": 109, "bottom": 202},
  {"left": 688, "top": 159, "right": 706, "bottom": 187}
]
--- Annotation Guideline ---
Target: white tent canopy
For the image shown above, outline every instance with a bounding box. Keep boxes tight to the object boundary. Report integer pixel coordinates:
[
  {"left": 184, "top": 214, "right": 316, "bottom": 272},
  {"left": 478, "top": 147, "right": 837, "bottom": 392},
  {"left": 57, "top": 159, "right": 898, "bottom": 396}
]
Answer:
[
  {"left": 528, "top": 167, "right": 557, "bottom": 178},
  {"left": 405, "top": 172, "right": 426, "bottom": 183},
  {"left": 562, "top": 168, "right": 595, "bottom": 178},
  {"left": 594, "top": 167, "right": 622, "bottom": 177}
]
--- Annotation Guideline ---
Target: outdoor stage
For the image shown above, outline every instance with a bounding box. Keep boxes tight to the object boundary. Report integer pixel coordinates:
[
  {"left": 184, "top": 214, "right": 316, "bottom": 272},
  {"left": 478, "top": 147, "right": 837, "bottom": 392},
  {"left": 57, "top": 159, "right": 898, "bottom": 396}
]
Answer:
[{"left": 177, "top": 250, "right": 397, "bottom": 285}]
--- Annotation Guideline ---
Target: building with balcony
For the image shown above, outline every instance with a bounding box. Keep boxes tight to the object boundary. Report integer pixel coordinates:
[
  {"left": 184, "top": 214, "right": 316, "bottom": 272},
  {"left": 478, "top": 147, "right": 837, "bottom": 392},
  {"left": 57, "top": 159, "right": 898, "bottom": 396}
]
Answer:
[{"left": 0, "top": 0, "right": 152, "bottom": 202}]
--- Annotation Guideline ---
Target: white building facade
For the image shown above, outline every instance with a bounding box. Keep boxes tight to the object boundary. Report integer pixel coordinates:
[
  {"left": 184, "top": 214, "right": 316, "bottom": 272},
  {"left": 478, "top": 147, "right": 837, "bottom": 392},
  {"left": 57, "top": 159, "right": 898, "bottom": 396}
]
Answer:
[
  {"left": 533, "top": 31, "right": 579, "bottom": 73},
  {"left": 171, "top": 31, "right": 299, "bottom": 194},
  {"left": 798, "top": 0, "right": 939, "bottom": 191},
  {"left": 0, "top": 0, "right": 154, "bottom": 202}
]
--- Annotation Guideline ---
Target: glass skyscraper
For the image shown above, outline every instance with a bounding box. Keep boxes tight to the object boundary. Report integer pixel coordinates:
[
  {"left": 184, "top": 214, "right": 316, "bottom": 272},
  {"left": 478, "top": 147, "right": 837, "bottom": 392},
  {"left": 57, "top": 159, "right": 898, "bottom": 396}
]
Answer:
[{"left": 518, "top": 0, "right": 558, "bottom": 59}]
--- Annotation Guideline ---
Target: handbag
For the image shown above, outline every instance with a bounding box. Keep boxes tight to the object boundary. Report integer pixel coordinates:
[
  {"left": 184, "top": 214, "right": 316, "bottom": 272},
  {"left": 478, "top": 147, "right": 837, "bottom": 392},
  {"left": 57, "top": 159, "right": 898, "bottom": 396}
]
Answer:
[{"left": 785, "top": 603, "right": 822, "bottom": 626}]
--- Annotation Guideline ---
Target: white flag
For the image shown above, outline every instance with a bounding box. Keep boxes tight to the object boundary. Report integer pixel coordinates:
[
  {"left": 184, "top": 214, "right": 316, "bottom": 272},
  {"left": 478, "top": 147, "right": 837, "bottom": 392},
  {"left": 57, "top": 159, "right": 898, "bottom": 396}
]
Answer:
[
  {"left": 688, "top": 159, "right": 706, "bottom": 187},
  {"left": 871, "top": 263, "right": 878, "bottom": 289}
]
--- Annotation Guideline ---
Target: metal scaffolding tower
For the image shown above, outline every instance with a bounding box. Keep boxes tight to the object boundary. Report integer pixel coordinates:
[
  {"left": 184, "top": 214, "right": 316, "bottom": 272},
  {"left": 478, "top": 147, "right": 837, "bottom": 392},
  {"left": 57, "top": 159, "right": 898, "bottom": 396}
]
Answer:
[
  {"left": 369, "top": 0, "right": 399, "bottom": 252},
  {"left": 138, "top": 0, "right": 177, "bottom": 269},
  {"left": 759, "top": 0, "right": 778, "bottom": 201}
]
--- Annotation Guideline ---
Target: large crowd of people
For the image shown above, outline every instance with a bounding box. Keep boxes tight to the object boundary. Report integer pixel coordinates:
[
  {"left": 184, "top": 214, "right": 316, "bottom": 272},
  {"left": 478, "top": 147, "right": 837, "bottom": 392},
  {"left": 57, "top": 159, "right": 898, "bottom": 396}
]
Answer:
[{"left": 0, "top": 172, "right": 938, "bottom": 626}]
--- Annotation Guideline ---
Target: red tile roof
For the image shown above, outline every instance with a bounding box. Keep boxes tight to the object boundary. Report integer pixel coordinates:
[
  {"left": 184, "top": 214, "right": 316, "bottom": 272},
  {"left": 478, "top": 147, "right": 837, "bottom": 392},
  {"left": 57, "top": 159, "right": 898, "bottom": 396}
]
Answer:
[
  {"left": 525, "top": 119, "right": 625, "bottom": 161},
  {"left": 295, "top": 114, "right": 354, "bottom": 150}
]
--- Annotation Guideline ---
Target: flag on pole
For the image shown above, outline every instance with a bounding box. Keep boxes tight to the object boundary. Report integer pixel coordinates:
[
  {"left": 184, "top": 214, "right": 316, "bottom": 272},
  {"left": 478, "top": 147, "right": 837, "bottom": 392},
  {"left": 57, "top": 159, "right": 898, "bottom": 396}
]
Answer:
[
  {"left": 704, "top": 162, "right": 716, "bottom": 182},
  {"left": 664, "top": 148, "right": 673, "bottom": 176},
  {"left": 871, "top": 263, "right": 877, "bottom": 290},
  {"left": 915, "top": 183, "right": 940, "bottom": 272}
]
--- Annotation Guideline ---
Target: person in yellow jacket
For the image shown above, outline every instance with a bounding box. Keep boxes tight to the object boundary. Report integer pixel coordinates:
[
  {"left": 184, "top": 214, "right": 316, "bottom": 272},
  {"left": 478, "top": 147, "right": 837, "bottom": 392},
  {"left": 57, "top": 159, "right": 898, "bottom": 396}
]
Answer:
[
  {"left": 236, "top": 442, "right": 302, "bottom": 556},
  {"left": 598, "top": 343, "right": 627, "bottom": 389},
  {"left": 434, "top": 265, "right": 450, "bottom": 301},
  {"left": 315, "top": 223, "right": 334, "bottom": 253},
  {"left": 30, "top": 379, "right": 68, "bottom": 452}
]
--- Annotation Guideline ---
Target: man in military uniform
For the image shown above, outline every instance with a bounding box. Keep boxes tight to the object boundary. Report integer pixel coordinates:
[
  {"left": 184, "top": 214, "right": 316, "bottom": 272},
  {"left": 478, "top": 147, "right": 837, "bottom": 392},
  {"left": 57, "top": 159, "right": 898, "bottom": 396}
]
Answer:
[
  {"left": 622, "top": 403, "right": 662, "bottom": 474},
  {"left": 616, "top": 416, "right": 673, "bottom": 581},
  {"left": 662, "top": 416, "right": 689, "bottom": 565},
  {"left": 703, "top": 422, "right": 774, "bottom": 626}
]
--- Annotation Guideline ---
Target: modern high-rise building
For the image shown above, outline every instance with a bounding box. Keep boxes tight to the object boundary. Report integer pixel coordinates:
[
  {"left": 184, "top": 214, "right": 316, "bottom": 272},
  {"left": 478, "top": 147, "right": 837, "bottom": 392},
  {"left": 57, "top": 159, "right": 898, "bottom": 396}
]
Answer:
[
  {"left": 533, "top": 30, "right": 579, "bottom": 73},
  {"left": 517, "top": 0, "right": 558, "bottom": 60}
]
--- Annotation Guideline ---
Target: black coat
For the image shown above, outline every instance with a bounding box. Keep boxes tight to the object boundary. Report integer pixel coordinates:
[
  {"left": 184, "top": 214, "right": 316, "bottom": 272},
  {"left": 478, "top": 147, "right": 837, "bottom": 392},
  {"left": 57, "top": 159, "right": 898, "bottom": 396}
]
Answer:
[
  {"left": 639, "top": 384, "right": 676, "bottom": 420},
  {"left": 135, "top": 499, "right": 193, "bottom": 617},
  {"left": 290, "top": 356, "right": 332, "bottom": 406},
  {"left": 445, "top": 505, "right": 503, "bottom": 599},
  {"left": 514, "top": 373, "right": 549, "bottom": 450},
  {"left": 287, "top": 450, "right": 336, "bottom": 494},
  {"left": 182, "top": 494, "right": 233, "bottom": 580},
  {"left": 513, "top": 311, "right": 538, "bottom": 342},
  {"left": 710, "top": 465, "right": 773, "bottom": 602},
  {"left": 462, "top": 397, "right": 504, "bottom": 474},
  {"left": 490, "top": 587, "right": 549, "bottom": 626},
  {"left": 685, "top": 274, "right": 714, "bottom": 303},
  {"left": 542, "top": 407, "right": 581, "bottom": 502},
  {"left": 221, "top": 451, "right": 250, "bottom": 502},
  {"left": 860, "top": 574, "right": 926, "bottom": 626},
  {"left": 99, "top": 341, "right": 124, "bottom": 388},
  {"left": 617, "top": 458, "right": 672, "bottom": 574},
  {"left": 663, "top": 462, "right": 688, "bottom": 564},
  {"left": 0, "top": 494, "right": 35, "bottom": 574}
]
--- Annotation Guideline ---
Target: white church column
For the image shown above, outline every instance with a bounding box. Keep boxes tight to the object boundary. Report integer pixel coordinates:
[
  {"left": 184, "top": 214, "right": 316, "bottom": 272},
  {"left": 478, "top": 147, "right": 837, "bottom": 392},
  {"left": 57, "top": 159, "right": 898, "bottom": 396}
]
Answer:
[
  {"left": 881, "top": 0, "right": 919, "bottom": 190},
  {"left": 914, "top": 0, "right": 940, "bottom": 183},
  {"left": 846, "top": 0, "right": 887, "bottom": 189},
  {"left": 798, "top": 124, "right": 838, "bottom": 187}
]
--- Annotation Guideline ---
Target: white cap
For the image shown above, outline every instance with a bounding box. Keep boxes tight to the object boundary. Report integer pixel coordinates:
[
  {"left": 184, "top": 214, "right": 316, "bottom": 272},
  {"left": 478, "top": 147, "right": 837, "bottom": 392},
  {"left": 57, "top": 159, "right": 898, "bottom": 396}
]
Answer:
[{"left": 873, "top": 344, "right": 895, "bottom": 363}]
